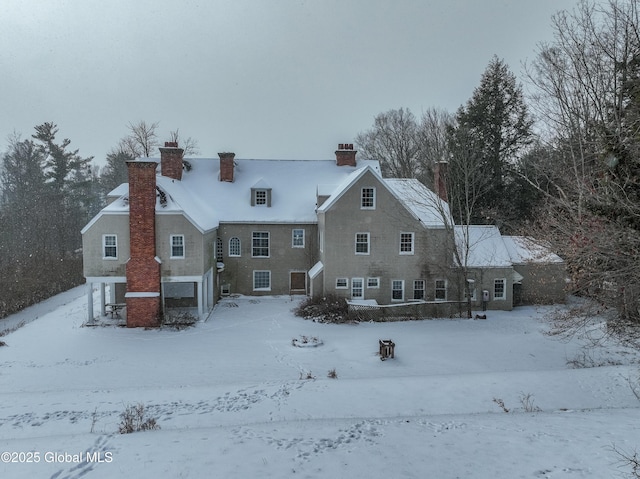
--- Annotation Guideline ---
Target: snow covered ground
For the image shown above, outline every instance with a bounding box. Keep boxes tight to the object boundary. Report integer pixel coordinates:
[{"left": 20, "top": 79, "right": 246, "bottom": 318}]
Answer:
[{"left": 1, "top": 287, "right": 639, "bottom": 478}]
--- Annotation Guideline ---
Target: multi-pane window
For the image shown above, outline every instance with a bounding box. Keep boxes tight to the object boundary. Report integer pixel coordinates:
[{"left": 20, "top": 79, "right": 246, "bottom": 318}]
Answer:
[
  {"left": 367, "top": 277, "right": 380, "bottom": 289},
  {"left": 361, "top": 187, "right": 376, "bottom": 209},
  {"left": 171, "top": 235, "right": 185, "bottom": 258},
  {"left": 229, "top": 237, "right": 241, "bottom": 257},
  {"left": 336, "top": 278, "right": 348, "bottom": 289},
  {"left": 103, "top": 235, "right": 117, "bottom": 259},
  {"left": 255, "top": 189, "right": 267, "bottom": 205},
  {"left": 413, "top": 280, "right": 425, "bottom": 300},
  {"left": 292, "top": 229, "right": 305, "bottom": 248},
  {"left": 352, "top": 278, "right": 364, "bottom": 299},
  {"left": 400, "top": 232, "right": 414, "bottom": 254},
  {"left": 252, "top": 232, "right": 270, "bottom": 257},
  {"left": 253, "top": 271, "right": 271, "bottom": 290},
  {"left": 494, "top": 279, "right": 506, "bottom": 300},
  {"left": 435, "top": 279, "right": 447, "bottom": 301},
  {"left": 392, "top": 280, "right": 404, "bottom": 301},
  {"left": 216, "top": 238, "right": 223, "bottom": 259},
  {"left": 355, "top": 232, "right": 370, "bottom": 255}
]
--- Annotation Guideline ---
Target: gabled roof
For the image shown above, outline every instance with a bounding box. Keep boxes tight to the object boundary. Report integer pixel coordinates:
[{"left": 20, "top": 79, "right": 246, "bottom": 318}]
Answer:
[
  {"left": 315, "top": 165, "right": 379, "bottom": 213},
  {"left": 317, "top": 166, "right": 447, "bottom": 228},
  {"left": 84, "top": 158, "right": 381, "bottom": 234}
]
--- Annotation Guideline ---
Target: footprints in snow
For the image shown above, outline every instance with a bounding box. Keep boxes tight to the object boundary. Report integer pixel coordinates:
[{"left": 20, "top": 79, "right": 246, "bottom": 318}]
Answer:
[
  {"left": 0, "top": 383, "right": 302, "bottom": 431},
  {"left": 233, "top": 418, "right": 467, "bottom": 462},
  {"left": 534, "top": 467, "right": 587, "bottom": 476},
  {"left": 49, "top": 435, "right": 112, "bottom": 479},
  {"left": 233, "top": 420, "right": 383, "bottom": 461}
]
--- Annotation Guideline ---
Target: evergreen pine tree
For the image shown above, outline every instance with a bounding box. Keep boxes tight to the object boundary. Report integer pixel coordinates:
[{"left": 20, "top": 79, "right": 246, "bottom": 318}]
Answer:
[{"left": 452, "top": 56, "right": 533, "bottom": 228}]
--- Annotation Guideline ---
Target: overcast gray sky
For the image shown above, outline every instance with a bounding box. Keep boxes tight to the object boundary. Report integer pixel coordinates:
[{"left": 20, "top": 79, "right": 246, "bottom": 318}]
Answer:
[{"left": 1, "top": 0, "right": 579, "bottom": 165}]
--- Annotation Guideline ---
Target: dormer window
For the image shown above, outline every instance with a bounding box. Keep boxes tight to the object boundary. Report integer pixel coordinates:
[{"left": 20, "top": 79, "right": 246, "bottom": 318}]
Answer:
[
  {"left": 251, "top": 179, "right": 272, "bottom": 207},
  {"left": 255, "top": 189, "right": 267, "bottom": 205}
]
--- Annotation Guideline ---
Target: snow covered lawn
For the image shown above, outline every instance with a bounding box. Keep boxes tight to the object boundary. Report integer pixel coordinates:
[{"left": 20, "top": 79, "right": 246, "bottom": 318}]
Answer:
[{"left": 1, "top": 287, "right": 639, "bottom": 478}]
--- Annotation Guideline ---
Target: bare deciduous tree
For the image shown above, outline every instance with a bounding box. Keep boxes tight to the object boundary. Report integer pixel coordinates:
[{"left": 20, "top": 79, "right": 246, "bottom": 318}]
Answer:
[
  {"left": 356, "top": 107, "right": 455, "bottom": 187},
  {"left": 125, "top": 120, "right": 160, "bottom": 158},
  {"left": 418, "top": 108, "right": 454, "bottom": 189},
  {"left": 356, "top": 108, "right": 424, "bottom": 180},
  {"left": 525, "top": 0, "right": 640, "bottom": 330},
  {"left": 169, "top": 129, "right": 200, "bottom": 157}
]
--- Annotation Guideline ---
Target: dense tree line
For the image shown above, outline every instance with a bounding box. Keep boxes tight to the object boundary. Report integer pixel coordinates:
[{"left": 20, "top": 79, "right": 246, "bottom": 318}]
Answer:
[
  {"left": 357, "top": 0, "right": 640, "bottom": 334},
  {"left": 0, "top": 121, "right": 199, "bottom": 318},
  {"left": 0, "top": 124, "right": 98, "bottom": 318}
]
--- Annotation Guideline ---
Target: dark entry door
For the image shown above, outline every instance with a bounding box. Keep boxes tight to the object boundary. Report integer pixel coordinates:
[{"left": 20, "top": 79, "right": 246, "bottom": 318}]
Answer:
[
  {"left": 513, "top": 283, "right": 523, "bottom": 306},
  {"left": 290, "top": 272, "right": 306, "bottom": 294}
]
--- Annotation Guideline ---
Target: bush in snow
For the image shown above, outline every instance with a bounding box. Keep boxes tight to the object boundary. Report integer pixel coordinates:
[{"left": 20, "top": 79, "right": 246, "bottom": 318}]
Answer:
[
  {"left": 118, "top": 403, "right": 160, "bottom": 434},
  {"left": 161, "top": 311, "right": 198, "bottom": 329},
  {"left": 492, "top": 397, "right": 509, "bottom": 413},
  {"left": 293, "top": 295, "right": 353, "bottom": 323},
  {"left": 519, "top": 392, "right": 542, "bottom": 413},
  {"left": 291, "top": 335, "right": 323, "bottom": 347}
]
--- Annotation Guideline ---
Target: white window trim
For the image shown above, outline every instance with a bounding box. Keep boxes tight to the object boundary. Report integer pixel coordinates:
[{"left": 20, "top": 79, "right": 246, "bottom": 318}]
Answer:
[
  {"left": 229, "top": 237, "right": 241, "bottom": 257},
  {"left": 252, "top": 231, "right": 270, "bottom": 258},
  {"left": 335, "top": 278, "right": 349, "bottom": 289},
  {"left": 254, "top": 189, "right": 268, "bottom": 206},
  {"left": 367, "top": 277, "right": 380, "bottom": 289},
  {"left": 292, "top": 228, "right": 305, "bottom": 248},
  {"left": 253, "top": 270, "right": 271, "bottom": 291},
  {"left": 413, "top": 279, "right": 425, "bottom": 300},
  {"left": 170, "top": 234, "right": 185, "bottom": 259},
  {"left": 355, "top": 232, "right": 370, "bottom": 255},
  {"left": 435, "top": 279, "right": 447, "bottom": 301},
  {"left": 400, "top": 232, "right": 415, "bottom": 255},
  {"left": 102, "top": 234, "right": 117, "bottom": 260},
  {"left": 391, "top": 279, "right": 404, "bottom": 302},
  {"left": 361, "top": 187, "right": 376, "bottom": 210},
  {"left": 494, "top": 278, "right": 506, "bottom": 300},
  {"left": 351, "top": 277, "right": 364, "bottom": 299}
]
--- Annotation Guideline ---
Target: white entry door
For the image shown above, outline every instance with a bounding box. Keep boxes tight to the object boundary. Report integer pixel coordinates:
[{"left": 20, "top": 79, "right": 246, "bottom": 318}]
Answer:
[{"left": 351, "top": 278, "right": 364, "bottom": 299}]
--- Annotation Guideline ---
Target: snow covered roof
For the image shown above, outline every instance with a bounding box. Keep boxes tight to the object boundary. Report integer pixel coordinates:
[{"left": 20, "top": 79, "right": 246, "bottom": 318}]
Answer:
[
  {"left": 315, "top": 166, "right": 376, "bottom": 213},
  {"left": 502, "top": 235, "right": 564, "bottom": 264},
  {"left": 308, "top": 261, "right": 324, "bottom": 279},
  {"left": 455, "top": 225, "right": 513, "bottom": 268},
  {"left": 455, "top": 226, "right": 564, "bottom": 268},
  {"left": 85, "top": 158, "right": 381, "bottom": 233},
  {"left": 384, "top": 178, "right": 449, "bottom": 227}
]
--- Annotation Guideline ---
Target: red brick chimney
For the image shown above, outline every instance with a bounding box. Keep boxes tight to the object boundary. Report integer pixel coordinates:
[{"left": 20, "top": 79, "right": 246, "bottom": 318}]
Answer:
[
  {"left": 434, "top": 160, "right": 448, "bottom": 202},
  {"left": 160, "top": 141, "right": 184, "bottom": 180},
  {"left": 218, "top": 152, "right": 235, "bottom": 182},
  {"left": 125, "top": 160, "right": 161, "bottom": 328},
  {"left": 335, "top": 143, "right": 357, "bottom": 167}
]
